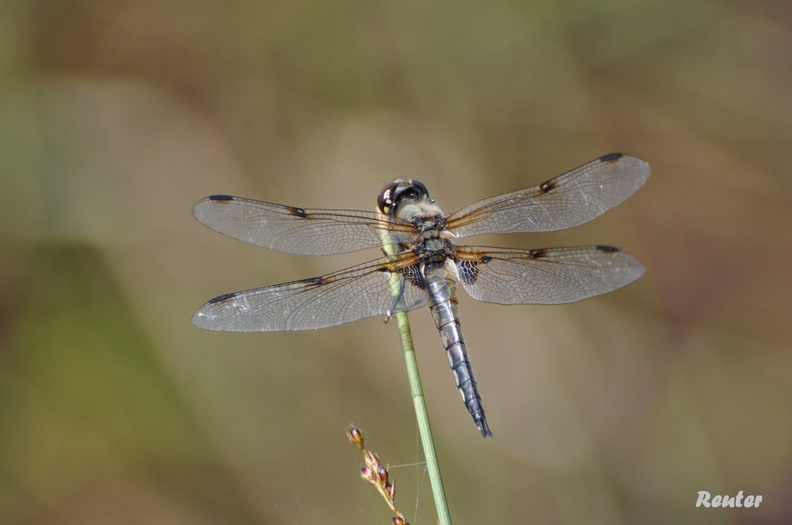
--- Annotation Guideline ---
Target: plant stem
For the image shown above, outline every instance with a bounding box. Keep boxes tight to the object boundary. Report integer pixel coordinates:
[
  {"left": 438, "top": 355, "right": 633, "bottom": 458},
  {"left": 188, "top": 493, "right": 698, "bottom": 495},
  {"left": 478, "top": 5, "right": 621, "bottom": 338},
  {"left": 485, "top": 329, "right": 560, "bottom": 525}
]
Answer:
[{"left": 392, "top": 309, "right": 453, "bottom": 525}]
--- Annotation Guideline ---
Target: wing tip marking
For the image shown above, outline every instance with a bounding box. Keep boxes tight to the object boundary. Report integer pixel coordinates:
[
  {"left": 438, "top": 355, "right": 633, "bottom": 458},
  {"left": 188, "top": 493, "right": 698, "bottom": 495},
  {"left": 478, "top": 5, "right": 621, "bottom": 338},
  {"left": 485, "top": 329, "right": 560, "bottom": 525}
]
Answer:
[
  {"left": 286, "top": 206, "right": 308, "bottom": 218},
  {"left": 303, "top": 276, "right": 333, "bottom": 286},
  {"left": 598, "top": 152, "right": 624, "bottom": 163},
  {"left": 207, "top": 292, "right": 237, "bottom": 304},
  {"left": 539, "top": 179, "right": 559, "bottom": 193},
  {"left": 208, "top": 194, "right": 235, "bottom": 202}
]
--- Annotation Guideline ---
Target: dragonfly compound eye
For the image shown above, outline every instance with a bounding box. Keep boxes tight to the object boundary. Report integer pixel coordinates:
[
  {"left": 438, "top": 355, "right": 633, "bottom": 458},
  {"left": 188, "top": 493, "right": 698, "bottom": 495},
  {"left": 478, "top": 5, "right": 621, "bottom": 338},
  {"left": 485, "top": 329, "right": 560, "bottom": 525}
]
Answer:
[
  {"left": 406, "top": 180, "right": 429, "bottom": 201},
  {"left": 377, "top": 182, "right": 400, "bottom": 215}
]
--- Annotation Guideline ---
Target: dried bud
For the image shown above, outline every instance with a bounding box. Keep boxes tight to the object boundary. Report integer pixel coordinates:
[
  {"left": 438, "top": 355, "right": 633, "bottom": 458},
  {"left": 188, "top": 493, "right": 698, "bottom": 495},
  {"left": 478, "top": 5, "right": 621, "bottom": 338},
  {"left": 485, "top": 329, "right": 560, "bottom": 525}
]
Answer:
[
  {"left": 346, "top": 425, "right": 364, "bottom": 449},
  {"left": 392, "top": 517, "right": 407, "bottom": 525},
  {"left": 376, "top": 464, "right": 389, "bottom": 484},
  {"left": 387, "top": 481, "right": 396, "bottom": 500},
  {"left": 360, "top": 465, "right": 377, "bottom": 485}
]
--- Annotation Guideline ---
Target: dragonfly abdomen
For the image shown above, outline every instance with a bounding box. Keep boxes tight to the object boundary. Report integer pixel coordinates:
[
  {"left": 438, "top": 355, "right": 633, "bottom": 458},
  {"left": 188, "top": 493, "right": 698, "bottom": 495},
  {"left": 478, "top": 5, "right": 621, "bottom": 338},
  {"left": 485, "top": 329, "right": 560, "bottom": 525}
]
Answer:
[{"left": 425, "top": 264, "right": 492, "bottom": 437}]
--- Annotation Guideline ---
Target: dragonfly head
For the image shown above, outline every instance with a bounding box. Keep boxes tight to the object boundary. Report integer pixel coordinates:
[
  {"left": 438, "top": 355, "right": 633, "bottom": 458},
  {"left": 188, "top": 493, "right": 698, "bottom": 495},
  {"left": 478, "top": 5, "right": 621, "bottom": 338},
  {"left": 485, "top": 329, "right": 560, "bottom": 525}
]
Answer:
[{"left": 377, "top": 179, "right": 431, "bottom": 216}]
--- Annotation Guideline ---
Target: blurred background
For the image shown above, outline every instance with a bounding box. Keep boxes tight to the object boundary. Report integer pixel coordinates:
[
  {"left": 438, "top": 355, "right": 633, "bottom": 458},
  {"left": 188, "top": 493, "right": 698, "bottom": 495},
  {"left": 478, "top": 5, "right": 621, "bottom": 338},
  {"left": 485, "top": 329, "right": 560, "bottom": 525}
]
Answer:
[{"left": 2, "top": 0, "right": 791, "bottom": 523}]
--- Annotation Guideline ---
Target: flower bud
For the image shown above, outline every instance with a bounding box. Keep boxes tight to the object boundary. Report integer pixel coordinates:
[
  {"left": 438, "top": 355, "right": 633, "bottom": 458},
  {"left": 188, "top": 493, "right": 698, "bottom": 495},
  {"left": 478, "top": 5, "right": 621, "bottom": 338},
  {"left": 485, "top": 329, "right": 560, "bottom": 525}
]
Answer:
[{"left": 346, "top": 425, "right": 364, "bottom": 449}]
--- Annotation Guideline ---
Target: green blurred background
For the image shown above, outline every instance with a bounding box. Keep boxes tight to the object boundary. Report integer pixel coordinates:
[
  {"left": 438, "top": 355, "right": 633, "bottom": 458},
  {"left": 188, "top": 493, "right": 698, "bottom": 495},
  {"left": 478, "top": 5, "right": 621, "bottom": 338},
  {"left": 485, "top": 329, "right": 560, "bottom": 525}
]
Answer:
[{"left": 2, "top": 0, "right": 791, "bottom": 523}]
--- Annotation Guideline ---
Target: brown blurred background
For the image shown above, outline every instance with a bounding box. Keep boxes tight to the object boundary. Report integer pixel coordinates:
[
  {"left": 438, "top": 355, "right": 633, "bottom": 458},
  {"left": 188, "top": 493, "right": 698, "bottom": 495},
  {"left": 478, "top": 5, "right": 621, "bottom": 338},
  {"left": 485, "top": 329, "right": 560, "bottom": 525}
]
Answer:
[{"left": 2, "top": 1, "right": 792, "bottom": 524}]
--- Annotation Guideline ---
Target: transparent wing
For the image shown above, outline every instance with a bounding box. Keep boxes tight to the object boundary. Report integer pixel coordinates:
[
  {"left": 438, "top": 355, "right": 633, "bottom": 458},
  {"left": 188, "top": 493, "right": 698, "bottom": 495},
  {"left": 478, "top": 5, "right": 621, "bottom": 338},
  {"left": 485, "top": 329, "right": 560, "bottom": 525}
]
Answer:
[
  {"left": 446, "top": 153, "right": 650, "bottom": 237},
  {"left": 193, "top": 195, "right": 415, "bottom": 255},
  {"left": 193, "top": 255, "right": 428, "bottom": 332},
  {"left": 455, "top": 245, "right": 644, "bottom": 305}
]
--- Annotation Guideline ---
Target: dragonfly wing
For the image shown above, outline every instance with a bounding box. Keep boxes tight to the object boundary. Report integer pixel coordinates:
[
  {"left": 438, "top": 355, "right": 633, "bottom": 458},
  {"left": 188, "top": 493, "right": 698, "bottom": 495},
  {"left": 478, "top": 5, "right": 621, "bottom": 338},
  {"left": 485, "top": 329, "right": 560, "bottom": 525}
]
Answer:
[
  {"left": 446, "top": 153, "right": 649, "bottom": 236},
  {"left": 193, "top": 195, "right": 414, "bottom": 255},
  {"left": 193, "top": 255, "right": 428, "bottom": 332},
  {"left": 455, "top": 245, "right": 644, "bottom": 305}
]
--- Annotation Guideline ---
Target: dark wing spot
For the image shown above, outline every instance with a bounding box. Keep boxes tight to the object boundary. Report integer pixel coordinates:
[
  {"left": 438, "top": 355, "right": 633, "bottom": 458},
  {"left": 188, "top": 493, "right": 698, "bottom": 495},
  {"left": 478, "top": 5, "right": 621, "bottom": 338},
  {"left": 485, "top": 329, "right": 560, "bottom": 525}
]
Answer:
[
  {"left": 208, "top": 292, "right": 237, "bottom": 304},
  {"left": 529, "top": 248, "right": 548, "bottom": 258},
  {"left": 286, "top": 206, "right": 308, "bottom": 218},
  {"left": 598, "top": 152, "right": 624, "bottom": 163},
  {"left": 595, "top": 245, "right": 620, "bottom": 253},
  {"left": 456, "top": 259, "right": 481, "bottom": 285},
  {"left": 399, "top": 265, "right": 427, "bottom": 289},
  {"left": 208, "top": 195, "right": 234, "bottom": 202},
  {"left": 539, "top": 179, "right": 559, "bottom": 193},
  {"left": 302, "top": 276, "right": 330, "bottom": 286}
]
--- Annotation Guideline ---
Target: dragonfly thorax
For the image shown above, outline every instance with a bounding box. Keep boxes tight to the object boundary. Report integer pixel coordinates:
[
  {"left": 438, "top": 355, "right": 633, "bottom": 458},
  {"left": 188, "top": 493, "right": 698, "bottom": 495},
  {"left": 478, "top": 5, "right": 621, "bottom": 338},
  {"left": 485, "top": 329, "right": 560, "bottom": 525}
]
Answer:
[
  {"left": 418, "top": 237, "right": 454, "bottom": 259},
  {"left": 395, "top": 201, "right": 451, "bottom": 257}
]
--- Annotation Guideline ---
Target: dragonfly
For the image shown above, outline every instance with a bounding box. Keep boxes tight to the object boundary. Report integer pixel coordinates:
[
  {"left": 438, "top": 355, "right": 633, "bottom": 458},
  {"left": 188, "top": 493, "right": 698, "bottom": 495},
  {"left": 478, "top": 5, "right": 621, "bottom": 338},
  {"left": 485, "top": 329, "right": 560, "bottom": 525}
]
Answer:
[{"left": 192, "top": 152, "right": 650, "bottom": 437}]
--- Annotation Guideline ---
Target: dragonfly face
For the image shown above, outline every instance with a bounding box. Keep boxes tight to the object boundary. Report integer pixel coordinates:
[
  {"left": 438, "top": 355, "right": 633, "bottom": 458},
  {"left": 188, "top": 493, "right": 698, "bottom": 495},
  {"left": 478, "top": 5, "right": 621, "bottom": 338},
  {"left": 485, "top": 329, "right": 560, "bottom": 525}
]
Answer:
[{"left": 193, "top": 153, "right": 651, "bottom": 437}]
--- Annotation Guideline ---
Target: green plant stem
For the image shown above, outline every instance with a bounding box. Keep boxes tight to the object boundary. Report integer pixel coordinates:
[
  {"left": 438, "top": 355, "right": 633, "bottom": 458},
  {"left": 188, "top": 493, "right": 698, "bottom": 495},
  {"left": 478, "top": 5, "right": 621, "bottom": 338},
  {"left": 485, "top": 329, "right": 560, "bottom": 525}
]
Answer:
[{"left": 392, "top": 309, "right": 452, "bottom": 525}]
